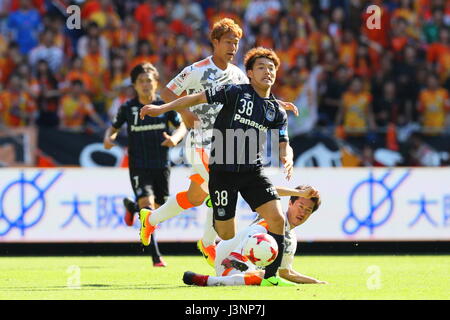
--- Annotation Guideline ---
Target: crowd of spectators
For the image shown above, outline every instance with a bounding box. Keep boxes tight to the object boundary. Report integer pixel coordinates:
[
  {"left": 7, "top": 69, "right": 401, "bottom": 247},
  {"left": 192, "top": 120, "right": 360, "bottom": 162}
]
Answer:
[{"left": 0, "top": 0, "right": 449, "bottom": 166}]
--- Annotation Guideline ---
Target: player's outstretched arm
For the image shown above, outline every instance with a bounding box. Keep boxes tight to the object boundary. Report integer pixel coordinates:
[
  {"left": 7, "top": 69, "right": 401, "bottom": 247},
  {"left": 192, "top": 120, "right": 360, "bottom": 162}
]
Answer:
[
  {"left": 140, "top": 92, "right": 207, "bottom": 119},
  {"left": 275, "top": 185, "right": 319, "bottom": 199},
  {"left": 161, "top": 87, "right": 200, "bottom": 128},
  {"left": 279, "top": 142, "right": 294, "bottom": 181},
  {"left": 278, "top": 268, "right": 328, "bottom": 284}
]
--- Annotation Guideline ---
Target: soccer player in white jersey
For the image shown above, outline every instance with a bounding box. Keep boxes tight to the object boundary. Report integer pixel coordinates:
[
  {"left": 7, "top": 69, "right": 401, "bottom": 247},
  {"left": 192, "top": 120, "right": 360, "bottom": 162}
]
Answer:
[
  {"left": 182, "top": 185, "right": 328, "bottom": 286},
  {"left": 138, "top": 18, "right": 298, "bottom": 267}
]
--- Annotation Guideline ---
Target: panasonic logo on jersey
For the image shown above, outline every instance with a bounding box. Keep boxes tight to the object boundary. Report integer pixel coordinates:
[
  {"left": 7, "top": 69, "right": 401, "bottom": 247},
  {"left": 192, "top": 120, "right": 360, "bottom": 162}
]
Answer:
[
  {"left": 131, "top": 123, "right": 166, "bottom": 132},
  {"left": 233, "top": 114, "right": 268, "bottom": 132}
]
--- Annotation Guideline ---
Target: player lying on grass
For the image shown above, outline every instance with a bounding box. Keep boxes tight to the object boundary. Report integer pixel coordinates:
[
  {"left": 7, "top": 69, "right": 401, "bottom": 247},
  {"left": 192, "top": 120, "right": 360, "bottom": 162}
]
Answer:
[
  {"left": 140, "top": 47, "right": 295, "bottom": 286},
  {"left": 182, "top": 185, "right": 327, "bottom": 286}
]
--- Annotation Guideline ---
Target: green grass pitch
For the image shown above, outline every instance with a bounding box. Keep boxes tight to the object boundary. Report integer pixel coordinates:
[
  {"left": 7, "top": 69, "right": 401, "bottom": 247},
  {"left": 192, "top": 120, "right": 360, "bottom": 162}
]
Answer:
[{"left": 0, "top": 255, "right": 448, "bottom": 300}]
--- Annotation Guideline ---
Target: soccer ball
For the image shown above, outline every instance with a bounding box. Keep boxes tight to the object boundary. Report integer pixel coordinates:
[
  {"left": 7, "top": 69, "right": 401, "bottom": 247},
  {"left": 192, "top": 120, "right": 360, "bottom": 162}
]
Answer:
[{"left": 242, "top": 233, "right": 278, "bottom": 267}]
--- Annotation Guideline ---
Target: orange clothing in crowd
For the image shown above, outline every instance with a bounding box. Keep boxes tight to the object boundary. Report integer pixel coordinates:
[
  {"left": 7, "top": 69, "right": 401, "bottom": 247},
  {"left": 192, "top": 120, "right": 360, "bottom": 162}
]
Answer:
[
  {"left": 418, "top": 88, "right": 450, "bottom": 133},
  {"left": 81, "top": 0, "right": 120, "bottom": 28},
  {"left": 64, "top": 70, "right": 94, "bottom": 93},
  {"left": 342, "top": 91, "right": 372, "bottom": 134},
  {"left": 59, "top": 93, "right": 95, "bottom": 129},
  {"left": 82, "top": 53, "right": 107, "bottom": 99},
  {"left": 134, "top": 2, "right": 166, "bottom": 39},
  {"left": 104, "top": 71, "right": 128, "bottom": 92},
  {"left": 255, "top": 36, "right": 275, "bottom": 50},
  {"left": 276, "top": 46, "right": 299, "bottom": 69},
  {"left": 427, "top": 43, "right": 450, "bottom": 82},
  {"left": 10, "top": 0, "right": 45, "bottom": 13},
  {"left": 391, "top": 36, "right": 409, "bottom": 53},
  {"left": 0, "top": 91, "right": 36, "bottom": 127},
  {"left": 277, "top": 84, "right": 304, "bottom": 103},
  {"left": 338, "top": 41, "right": 357, "bottom": 68}
]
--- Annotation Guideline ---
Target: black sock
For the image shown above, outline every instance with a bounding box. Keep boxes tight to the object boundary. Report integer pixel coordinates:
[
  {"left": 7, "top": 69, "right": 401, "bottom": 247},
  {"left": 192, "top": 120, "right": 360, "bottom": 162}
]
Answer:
[
  {"left": 148, "top": 234, "right": 162, "bottom": 262},
  {"left": 264, "top": 232, "right": 284, "bottom": 279},
  {"left": 132, "top": 201, "right": 140, "bottom": 214}
]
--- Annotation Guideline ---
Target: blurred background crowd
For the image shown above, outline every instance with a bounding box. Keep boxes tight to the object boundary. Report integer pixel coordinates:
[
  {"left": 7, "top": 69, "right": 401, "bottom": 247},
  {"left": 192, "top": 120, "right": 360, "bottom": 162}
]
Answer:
[{"left": 0, "top": 0, "right": 449, "bottom": 167}]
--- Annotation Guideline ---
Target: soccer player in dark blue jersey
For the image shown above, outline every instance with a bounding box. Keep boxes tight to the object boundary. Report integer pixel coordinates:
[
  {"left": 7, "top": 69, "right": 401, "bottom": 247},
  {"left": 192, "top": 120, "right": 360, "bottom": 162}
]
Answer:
[
  {"left": 140, "top": 48, "right": 295, "bottom": 286},
  {"left": 103, "top": 63, "right": 187, "bottom": 267}
]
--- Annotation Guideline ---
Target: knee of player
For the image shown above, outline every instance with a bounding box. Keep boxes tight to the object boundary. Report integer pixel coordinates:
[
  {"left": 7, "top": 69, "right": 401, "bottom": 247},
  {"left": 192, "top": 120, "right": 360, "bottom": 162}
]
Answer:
[
  {"left": 186, "top": 187, "right": 208, "bottom": 207},
  {"left": 186, "top": 193, "right": 206, "bottom": 207},
  {"left": 216, "top": 229, "right": 235, "bottom": 240}
]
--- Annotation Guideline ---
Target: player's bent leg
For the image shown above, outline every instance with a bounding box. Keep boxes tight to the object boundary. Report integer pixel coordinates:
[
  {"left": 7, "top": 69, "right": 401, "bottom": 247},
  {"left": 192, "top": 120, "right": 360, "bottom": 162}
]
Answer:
[
  {"left": 255, "top": 199, "right": 285, "bottom": 235},
  {"left": 201, "top": 201, "right": 218, "bottom": 246},
  {"left": 214, "top": 218, "right": 236, "bottom": 240},
  {"left": 255, "top": 199, "right": 286, "bottom": 280},
  {"left": 198, "top": 200, "right": 218, "bottom": 267},
  {"left": 186, "top": 179, "right": 208, "bottom": 207},
  {"left": 145, "top": 184, "right": 200, "bottom": 227},
  {"left": 183, "top": 268, "right": 264, "bottom": 287},
  {"left": 123, "top": 197, "right": 138, "bottom": 226}
]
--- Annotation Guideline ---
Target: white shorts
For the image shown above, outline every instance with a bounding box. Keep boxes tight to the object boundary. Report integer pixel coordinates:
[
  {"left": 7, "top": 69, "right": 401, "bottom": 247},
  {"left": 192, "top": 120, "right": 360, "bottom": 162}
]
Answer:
[
  {"left": 184, "top": 131, "right": 210, "bottom": 191},
  {"left": 214, "top": 224, "right": 267, "bottom": 276}
]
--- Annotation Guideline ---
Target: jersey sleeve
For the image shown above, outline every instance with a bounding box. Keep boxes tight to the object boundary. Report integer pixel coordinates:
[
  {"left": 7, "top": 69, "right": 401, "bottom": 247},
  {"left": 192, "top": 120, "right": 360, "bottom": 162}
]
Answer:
[
  {"left": 166, "top": 65, "right": 195, "bottom": 96},
  {"left": 167, "top": 110, "right": 182, "bottom": 128},
  {"left": 205, "top": 84, "right": 239, "bottom": 108},
  {"left": 279, "top": 252, "right": 294, "bottom": 270},
  {"left": 272, "top": 108, "right": 289, "bottom": 143},
  {"left": 111, "top": 103, "right": 127, "bottom": 129}
]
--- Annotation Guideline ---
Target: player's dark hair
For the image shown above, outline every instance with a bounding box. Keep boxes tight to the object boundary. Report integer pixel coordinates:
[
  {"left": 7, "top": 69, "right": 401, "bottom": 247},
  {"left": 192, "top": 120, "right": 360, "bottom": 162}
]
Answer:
[
  {"left": 244, "top": 47, "right": 280, "bottom": 71},
  {"left": 130, "top": 62, "right": 158, "bottom": 84},
  {"left": 289, "top": 185, "right": 321, "bottom": 213}
]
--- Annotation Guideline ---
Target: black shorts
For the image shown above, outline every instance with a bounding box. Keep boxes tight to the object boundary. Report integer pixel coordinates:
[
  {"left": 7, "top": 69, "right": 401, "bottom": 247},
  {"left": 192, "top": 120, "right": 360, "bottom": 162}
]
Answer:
[
  {"left": 208, "top": 169, "right": 280, "bottom": 221},
  {"left": 128, "top": 168, "right": 170, "bottom": 205}
]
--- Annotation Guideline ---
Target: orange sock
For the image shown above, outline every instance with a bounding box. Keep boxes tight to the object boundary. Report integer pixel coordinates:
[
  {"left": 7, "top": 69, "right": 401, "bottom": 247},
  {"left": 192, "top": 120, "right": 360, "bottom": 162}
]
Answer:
[{"left": 176, "top": 191, "right": 195, "bottom": 210}]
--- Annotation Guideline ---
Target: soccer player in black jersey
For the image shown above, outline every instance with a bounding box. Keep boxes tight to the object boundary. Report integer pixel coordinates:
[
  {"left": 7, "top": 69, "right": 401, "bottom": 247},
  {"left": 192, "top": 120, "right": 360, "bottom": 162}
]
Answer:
[
  {"left": 140, "top": 48, "right": 294, "bottom": 286},
  {"left": 103, "top": 63, "right": 187, "bottom": 267}
]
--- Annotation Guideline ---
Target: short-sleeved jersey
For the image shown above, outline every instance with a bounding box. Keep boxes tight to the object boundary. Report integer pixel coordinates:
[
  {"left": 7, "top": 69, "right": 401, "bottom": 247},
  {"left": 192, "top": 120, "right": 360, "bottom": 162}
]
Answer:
[
  {"left": 0, "top": 91, "right": 36, "bottom": 127},
  {"left": 166, "top": 56, "right": 248, "bottom": 148},
  {"left": 418, "top": 88, "right": 450, "bottom": 132},
  {"left": 342, "top": 91, "right": 372, "bottom": 133},
  {"left": 59, "top": 94, "right": 94, "bottom": 129},
  {"left": 205, "top": 84, "right": 289, "bottom": 172},
  {"left": 111, "top": 97, "right": 181, "bottom": 169}
]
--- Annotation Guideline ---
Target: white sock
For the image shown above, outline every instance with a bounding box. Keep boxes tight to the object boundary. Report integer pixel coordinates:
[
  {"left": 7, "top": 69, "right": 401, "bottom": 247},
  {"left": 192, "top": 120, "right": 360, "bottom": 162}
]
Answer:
[
  {"left": 206, "top": 274, "right": 246, "bottom": 286},
  {"left": 201, "top": 206, "right": 218, "bottom": 247},
  {"left": 149, "top": 195, "right": 184, "bottom": 225}
]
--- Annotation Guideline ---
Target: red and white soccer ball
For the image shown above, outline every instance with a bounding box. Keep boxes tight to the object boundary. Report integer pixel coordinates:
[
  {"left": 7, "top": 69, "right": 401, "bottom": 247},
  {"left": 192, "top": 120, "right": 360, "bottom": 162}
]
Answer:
[{"left": 243, "top": 233, "right": 278, "bottom": 267}]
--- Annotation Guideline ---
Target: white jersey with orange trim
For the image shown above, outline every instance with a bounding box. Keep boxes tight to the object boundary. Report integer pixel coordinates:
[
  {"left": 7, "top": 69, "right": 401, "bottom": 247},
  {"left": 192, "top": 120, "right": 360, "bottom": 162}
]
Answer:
[
  {"left": 167, "top": 56, "right": 249, "bottom": 149},
  {"left": 214, "top": 215, "right": 297, "bottom": 276}
]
